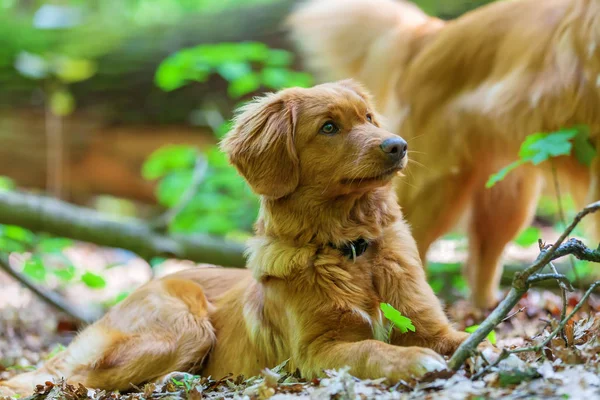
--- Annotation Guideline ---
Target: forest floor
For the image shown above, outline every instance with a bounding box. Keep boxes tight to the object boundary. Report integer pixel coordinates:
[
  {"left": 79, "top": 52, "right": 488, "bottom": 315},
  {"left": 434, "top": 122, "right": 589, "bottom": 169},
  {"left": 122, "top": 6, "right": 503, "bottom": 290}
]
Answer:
[{"left": 1, "top": 228, "right": 599, "bottom": 399}]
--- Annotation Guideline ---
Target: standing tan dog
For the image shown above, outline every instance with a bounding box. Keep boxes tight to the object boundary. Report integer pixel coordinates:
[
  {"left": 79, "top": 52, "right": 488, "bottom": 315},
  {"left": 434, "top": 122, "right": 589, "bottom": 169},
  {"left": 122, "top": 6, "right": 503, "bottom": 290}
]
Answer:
[
  {"left": 289, "top": 0, "right": 600, "bottom": 309},
  {"left": 0, "top": 81, "right": 471, "bottom": 397}
]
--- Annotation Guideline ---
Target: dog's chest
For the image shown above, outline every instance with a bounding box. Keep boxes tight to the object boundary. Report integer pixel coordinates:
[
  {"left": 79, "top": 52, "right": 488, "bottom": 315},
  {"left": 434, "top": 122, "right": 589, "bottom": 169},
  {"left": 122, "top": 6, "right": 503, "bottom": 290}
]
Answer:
[
  {"left": 349, "top": 303, "right": 389, "bottom": 342},
  {"left": 334, "top": 257, "right": 391, "bottom": 342}
]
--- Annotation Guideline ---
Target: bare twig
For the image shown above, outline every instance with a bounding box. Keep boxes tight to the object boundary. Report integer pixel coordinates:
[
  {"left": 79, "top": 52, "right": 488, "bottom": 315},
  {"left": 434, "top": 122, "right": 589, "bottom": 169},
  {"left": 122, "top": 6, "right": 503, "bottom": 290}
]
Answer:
[
  {"left": 510, "top": 281, "right": 600, "bottom": 354},
  {"left": 0, "top": 253, "right": 96, "bottom": 324},
  {"left": 501, "top": 307, "right": 525, "bottom": 322},
  {"left": 526, "top": 273, "right": 574, "bottom": 292},
  {"left": 471, "top": 280, "right": 600, "bottom": 380},
  {"left": 150, "top": 156, "right": 208, "bottom": 231},
  {"left": 547, "top": 260, "right": 569, "bottom": 344},
  {"left": 448, "top": 201, "right": 600, "bottom": 371}
]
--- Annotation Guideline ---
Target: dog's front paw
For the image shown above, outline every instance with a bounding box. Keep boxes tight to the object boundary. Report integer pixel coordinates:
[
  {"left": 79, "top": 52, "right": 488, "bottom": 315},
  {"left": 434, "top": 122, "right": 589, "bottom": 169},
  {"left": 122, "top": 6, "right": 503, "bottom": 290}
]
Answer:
[
  {"left": 403, "top": 347, "right": 447, "bottom": 378},
  {"left": 435, "top": 330, "right": 471, "bottom": 356}
]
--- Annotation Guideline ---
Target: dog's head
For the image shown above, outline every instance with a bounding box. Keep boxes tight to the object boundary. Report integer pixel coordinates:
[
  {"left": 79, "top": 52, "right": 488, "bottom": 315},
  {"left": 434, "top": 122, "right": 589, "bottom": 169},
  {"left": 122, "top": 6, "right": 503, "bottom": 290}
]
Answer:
[{"left": 221, "top": 80, "right": 407, "bottom": 199}]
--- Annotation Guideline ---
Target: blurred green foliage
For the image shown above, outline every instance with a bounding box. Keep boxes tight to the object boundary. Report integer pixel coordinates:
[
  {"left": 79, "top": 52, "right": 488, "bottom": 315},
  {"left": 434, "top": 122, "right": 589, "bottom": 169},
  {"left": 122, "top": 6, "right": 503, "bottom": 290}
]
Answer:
[
  {"left": 0, "top": 223, "right": 106, "bottom": 289},
  {"left": 0, "top": 176, "right": 15, "bottom": 191},
  {"left": 143, "top": 145, "right": 259, "bottom": 236},
  {"left": 427, "top": 261, "right": 468, "bottom": 299},
  {"left": 513, "top": 226, "right": 541, "bottom": 248},
  {"left": 146, "top": 41, "right": 313, "bottom": 237},
  {"left": 487, "top": 126, "right": 596, "bottom": 188},
  {"left": 1, "top": 0, "right": 595, "bottom": 305},
  {"left": 414, "top": 0, "right": 497, "bottom": 19},
  {"left": 156, "top": 42, "right": 312, "bottom": 98}
]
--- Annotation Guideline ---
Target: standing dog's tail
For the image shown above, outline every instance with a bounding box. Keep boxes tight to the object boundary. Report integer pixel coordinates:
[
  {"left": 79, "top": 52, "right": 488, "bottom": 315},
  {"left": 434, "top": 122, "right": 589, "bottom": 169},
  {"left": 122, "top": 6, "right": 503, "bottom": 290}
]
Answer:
[{"left": 287, "top": 0, "right": 444, "bottom": 108}]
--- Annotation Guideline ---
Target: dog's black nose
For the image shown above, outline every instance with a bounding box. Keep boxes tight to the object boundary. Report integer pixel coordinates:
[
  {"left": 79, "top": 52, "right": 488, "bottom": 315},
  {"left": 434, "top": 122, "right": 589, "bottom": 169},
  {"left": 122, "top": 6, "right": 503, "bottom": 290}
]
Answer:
[{"left": 380, "top": 137, "right": 408, "bottom": 160}]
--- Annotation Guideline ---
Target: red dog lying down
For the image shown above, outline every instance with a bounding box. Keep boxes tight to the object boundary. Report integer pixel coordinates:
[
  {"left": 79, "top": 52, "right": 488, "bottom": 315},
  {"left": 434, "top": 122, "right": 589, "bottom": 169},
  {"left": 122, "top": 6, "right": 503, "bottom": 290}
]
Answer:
[{"left": 0, "top": 81, "right": 472, "bottom": 396}]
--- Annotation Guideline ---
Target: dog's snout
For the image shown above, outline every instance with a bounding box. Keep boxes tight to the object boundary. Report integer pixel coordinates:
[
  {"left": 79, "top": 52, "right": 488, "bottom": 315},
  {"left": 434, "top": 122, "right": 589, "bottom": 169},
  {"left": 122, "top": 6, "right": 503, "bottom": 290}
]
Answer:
[{"left": 380, "top": 137, "right": 408, "bottom": 160}]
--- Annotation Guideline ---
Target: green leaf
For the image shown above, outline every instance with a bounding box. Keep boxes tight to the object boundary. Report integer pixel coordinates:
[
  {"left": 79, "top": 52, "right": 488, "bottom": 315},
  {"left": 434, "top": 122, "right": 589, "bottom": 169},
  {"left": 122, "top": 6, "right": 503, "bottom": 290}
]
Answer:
[
  {"left": 52, "top": 264, "right": 76, "bottom": 282},
  {"left": 227, "top": 72, "right": 261, "bottom": 98},
  {"left": 0, "top": 237, "right": 28, "bottom": 253},
  {"left": 112, "top": 291, "right": 129, "bottom": 304},
  {"left": 38, "top": 237, "right": 73, "bottom": 253},
  {"left": 465, "top": 325, "right": 497, "bottom": 345},
  {"left": 428, "top": 278, "right": 443, "bottom": 294},
  {"left": 142, "top": 145, "right": 198, "bottom": 180},
  {"left": 54, "top": 57, "right": 96, "bottom": 83},
  {"left": 265, "top": 49, "right": 293, "bottom": 67},
  {"left": 573, "top": 127, "right": 596, "bottom": 166},
  {"left": 22, "top": 257, "right": 46, "bottom": 282},
  {"left": 214, "top": 120, "right": 233, "bottom": 139},
  {"left": 514, "top": 226, "right": 540, "bottom": 248},
  {"left": 50, "top": 89, "right": 75, "bottom": 116},
  {"left": 235, "top": 42, "right": 270, "bottom": 62},
  {"left": 261, "top": 67, "right": 313, "bottom": 90},
  {"left": 1, "top": 225, "right": 36, "bottom": 245},
  {"left": 426, "top": 262, "right": 461, "bottom": 274},
  {"left": 81, "top": 271, "right": 107, "bottom": 289},
  {"left": 102, "top": 291, "right": 130, "bottom": 308},
  {"left": 206, "top": 147, "right": 231, "bottom": 168},
  {"left": 488, "top": 127, "right": 588, "bottom": 188},
  {"left": 0, "top": 176, "right": 15, "bottom": 191},
  {"left": 520, "top": 129, "right": 577, "bottom": 165},
  {"left": 451, "top": 275, "right": 468, "bottom": 294},
  {"left": 380, "top": 303, "right": 415, "bottom": 334},
  {"left": 155, "top": 49, "right": 211, "bottom": 91},
  {"left": 485, "top": 160, "right": 525, "bottom": 188},
  {"left": 216, "top": 62, "right": 252, "bottom": 82},
  {"left": 155, "top": 170, "right": 194, "bottom": 207},
  {"left": 150, "top": 257, "right": 167, "bottom": 268}
]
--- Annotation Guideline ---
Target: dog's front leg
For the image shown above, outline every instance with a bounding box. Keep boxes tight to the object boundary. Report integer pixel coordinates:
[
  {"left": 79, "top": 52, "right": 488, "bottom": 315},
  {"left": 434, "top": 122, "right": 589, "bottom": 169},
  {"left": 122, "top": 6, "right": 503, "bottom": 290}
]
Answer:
[
  {"left": 297, "top": 338, "right": 447, "bottom": 382},
  {"left": 376, "top": 260, "right": 470, "bottom": 356}
]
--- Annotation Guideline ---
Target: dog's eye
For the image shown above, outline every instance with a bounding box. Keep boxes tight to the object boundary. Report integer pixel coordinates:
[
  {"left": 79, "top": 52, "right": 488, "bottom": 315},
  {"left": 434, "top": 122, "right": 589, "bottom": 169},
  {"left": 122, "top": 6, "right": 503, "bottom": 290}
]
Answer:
[
  {"left": 366, "top": 114, "right": 373, "bottom": 123},
  {"left": 320, "top": 121, "right": 339, "bottom": 135}
]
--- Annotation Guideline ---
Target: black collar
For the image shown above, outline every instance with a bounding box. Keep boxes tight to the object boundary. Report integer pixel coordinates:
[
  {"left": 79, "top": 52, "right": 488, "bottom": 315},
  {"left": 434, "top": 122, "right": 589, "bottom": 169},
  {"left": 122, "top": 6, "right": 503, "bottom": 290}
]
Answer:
[{"left": 329, "top": 238, "right": 370, "bottom": 261}]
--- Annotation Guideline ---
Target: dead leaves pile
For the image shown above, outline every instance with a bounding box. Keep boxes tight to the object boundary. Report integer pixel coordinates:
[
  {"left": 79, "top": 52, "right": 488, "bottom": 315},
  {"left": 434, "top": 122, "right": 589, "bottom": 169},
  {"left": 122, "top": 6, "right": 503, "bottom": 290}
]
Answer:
[{"left": 2, "top": 288, "right": 600, "bottom": 399}]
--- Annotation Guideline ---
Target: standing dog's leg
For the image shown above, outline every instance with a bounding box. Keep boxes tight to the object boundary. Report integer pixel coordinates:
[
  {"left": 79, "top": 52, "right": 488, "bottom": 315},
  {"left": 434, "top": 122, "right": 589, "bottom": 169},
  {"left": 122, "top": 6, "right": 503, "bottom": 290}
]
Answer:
[
  {"left": 0, "top": 278, "right": 215, "bottom": 396},
  {"left": 466, "top": 166, "right": 543, "bottom": 309},
  {"left": 399, "top": 168, "right": 476, "bottom": 263},
  {"left": 585, "top": 151, "right": 600, "bottom": 240}
]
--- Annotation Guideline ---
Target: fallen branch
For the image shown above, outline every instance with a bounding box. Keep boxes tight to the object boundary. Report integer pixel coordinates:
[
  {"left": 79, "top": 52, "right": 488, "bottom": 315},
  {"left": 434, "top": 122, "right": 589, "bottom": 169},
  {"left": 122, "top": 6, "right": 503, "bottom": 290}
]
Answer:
[
  {"left": 448, "top": 201, "right": 600, "bottom": 371},
  {"left": 430, "top": 261, "right": 600, "bottom": 293},
  {"left": 0, "top": 253, "right": 97, "bottom": 324},
  {"left": 472, "top": 280, "right": 600, "bottom": 379},
  {"left": 0, "top": 190, "right": 246, "bottom": 267}
]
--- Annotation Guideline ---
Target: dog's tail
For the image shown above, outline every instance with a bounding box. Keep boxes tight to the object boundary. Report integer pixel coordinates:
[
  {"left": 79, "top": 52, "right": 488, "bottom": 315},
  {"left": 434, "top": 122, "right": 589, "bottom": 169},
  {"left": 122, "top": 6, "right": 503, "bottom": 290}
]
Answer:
[{"left": 287, "top": 0, "right": 444, "bottom": 106}]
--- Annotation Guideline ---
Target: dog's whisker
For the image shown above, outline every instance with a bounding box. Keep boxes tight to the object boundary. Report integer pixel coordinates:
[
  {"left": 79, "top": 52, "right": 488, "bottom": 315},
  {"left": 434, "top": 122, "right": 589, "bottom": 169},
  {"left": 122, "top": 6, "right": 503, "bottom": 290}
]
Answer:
[
  {"left": 408, "top": 159, "right": 429, "bottom": 170},
  {"left": 406, "top": 133, "right": 426, "bottom": 142}
]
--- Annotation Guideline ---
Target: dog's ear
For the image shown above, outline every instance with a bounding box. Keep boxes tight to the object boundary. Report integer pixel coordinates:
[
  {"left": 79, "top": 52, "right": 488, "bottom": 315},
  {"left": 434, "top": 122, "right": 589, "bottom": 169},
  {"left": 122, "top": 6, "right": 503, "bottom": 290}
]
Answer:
[{"left": 221, "top": 93, "right": 299, "bottom": 199}]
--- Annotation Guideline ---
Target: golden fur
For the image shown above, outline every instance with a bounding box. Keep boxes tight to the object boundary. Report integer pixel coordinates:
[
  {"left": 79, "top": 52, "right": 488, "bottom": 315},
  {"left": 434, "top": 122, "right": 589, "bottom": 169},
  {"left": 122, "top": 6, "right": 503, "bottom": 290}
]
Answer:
[
  {"left": 0, "top": 81, "right": 471, "bottom": 397},
  {"left": 288, "top": 0, "right": 600, "bottom": 309}
]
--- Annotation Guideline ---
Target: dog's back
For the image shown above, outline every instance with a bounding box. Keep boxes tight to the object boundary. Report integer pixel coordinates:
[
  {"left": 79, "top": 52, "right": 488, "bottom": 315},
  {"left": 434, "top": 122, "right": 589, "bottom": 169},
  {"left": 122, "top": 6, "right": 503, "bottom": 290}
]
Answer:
[{"left": 287, "top": 0, "right": 443, "bottom": 112}]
